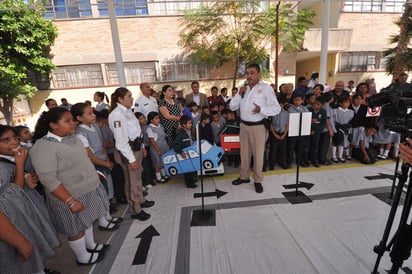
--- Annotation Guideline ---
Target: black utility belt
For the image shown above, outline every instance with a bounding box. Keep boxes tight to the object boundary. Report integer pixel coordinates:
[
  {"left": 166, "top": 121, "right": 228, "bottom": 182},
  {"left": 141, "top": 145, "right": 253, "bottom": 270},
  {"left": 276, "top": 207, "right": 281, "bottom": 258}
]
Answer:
[
  {"left": 129, "top": 137, "right": 143, "bottom": 152},
  {"left": 241, "top": 120, "right": 264, "bottom": 126}
]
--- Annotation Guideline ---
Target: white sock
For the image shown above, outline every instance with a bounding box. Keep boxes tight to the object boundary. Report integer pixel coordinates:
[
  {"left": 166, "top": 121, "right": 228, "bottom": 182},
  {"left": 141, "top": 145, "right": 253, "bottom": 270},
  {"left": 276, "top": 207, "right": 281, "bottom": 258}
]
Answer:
[
  {"left": 345, "top": 148, "right": 350, "bottom": 157},
  {"left": 155, "top": 172, "right": 162, "bottom": 180},
  {"left": 380, "top": 148, "right": 384, "bottom": 155},
  {"left": 84, "top": 227, "right": 96, "bottom": 250},
  {"left": 160, "top": 168, "right": 166, "bottom": 177},
  {"left": 105, "top": 211, "right": 112, "bottom": 220},
  {"left": 68, "top": 236, "right": 96, "bottom": 263},
  {"left": 384, "top": 149, "right": 389, "bottom": 157},
  {"left": 338, "top": 146, "right": 344, "bottom": 158},
  {"left": 331, "top": 146, "right": 337, "bottom": 158},
  {"left": 98, "top": 216, "right": 115, "bottom": 229}
]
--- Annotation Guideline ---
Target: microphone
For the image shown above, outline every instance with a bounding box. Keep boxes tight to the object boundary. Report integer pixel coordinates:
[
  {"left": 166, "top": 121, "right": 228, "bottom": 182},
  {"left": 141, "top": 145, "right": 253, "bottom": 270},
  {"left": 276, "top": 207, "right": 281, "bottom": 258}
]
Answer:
[{"left": 242, "top": 80, "right": 248, "bottom": 99}]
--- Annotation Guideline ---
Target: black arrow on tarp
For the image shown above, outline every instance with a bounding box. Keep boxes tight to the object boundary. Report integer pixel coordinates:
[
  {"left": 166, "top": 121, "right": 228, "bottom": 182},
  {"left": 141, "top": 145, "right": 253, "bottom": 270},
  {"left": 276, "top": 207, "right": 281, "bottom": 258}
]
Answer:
[
  {"left": 194, "top": 188, "right": 227, "bottom": 199},
  {"left": 364, "top": 173, "right": 394, "bottom": 180},
  {"left": 132, "top": 225, "right": 160, "bottom": 265},
  {"left": 283, "top": 182, "right": 314, "bottom": 190}
]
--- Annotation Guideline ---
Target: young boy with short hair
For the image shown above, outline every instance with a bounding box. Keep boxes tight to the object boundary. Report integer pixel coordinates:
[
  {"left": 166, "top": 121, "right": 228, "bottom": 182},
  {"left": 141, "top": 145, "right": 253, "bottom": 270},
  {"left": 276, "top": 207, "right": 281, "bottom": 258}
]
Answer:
[{"left": 173, "top": 115, "right": 197, "bottom": 188}]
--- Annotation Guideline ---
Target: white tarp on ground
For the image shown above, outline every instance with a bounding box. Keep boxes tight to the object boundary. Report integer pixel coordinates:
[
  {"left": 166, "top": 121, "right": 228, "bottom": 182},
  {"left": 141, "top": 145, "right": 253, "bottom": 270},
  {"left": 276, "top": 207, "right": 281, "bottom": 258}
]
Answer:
[{"left": 93, "top": 163, "right": 412, "bottom": 274}]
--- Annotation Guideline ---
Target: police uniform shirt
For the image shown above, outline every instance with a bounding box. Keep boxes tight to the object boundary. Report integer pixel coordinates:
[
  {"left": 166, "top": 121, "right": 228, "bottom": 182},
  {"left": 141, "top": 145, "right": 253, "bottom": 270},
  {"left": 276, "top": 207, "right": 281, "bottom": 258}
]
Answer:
[
  {"left": 229, "top": 80, "right": 281, "bottom": 122},
  {"left": 109, "top": 103, "right": 142, "bottom": 163},
  {"left": 134, "top": 95, "right": 158, "bottom": 117}
]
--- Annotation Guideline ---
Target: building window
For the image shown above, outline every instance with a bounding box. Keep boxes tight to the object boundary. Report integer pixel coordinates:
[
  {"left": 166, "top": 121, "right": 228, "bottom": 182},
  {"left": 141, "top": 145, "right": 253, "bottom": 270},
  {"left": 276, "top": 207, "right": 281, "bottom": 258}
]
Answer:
[
  {"left": 150, "top": 0, "right": 201, "bottom": 16},
  {"left": 160, "top": 62, "right": 210, "bottom": 81},
  {"left": 339, "top": 52, "right": 383, "bottom": 72},
  {"left": 97, "top": 0, "right": 148, "bottom": 16},
  {"left": 105, "top": 62, "right": 157, "bottom": 85},
  {"left": 343, "top": 0, "right": 406, "bottom": 13},
  {"left": 51, "top": 65, "right": 104, "bottom": 88},
  {"left": 44, "top": 0, "right": 92, "bottom": 19}
]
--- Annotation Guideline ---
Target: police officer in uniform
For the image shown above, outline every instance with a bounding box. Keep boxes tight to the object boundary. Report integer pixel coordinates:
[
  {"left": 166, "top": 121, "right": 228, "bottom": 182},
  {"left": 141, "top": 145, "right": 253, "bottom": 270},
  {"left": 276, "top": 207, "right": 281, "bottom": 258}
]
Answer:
[
  {"left": 109, "top": 87, "right": 154, "bottom": 221},
  {"left": 230, "top": 63, "right": 281, "bottom": 193},
  {"left": 134, "top": 82, "right": 159, "bottom": 118}
]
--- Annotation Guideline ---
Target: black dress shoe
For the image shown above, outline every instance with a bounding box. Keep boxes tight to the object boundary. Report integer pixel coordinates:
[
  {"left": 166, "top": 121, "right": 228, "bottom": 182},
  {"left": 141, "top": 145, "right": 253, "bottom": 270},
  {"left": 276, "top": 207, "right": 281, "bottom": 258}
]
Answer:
[
  {"left": 232, "top": 178, "right": 251, "bottom": 185},
  {"left": 143, "top": 190, "right": 148, "bottom": 196},
  {"left": 140, "top": 200, "right": 155, "bottom": 208},
  {"left": 86, "top": 243, "right": 110, "bottom": 253},
  {"left": 254, "top": 183, "right": 263, "bottom": 193},
  {"left": 131, "top": 210, "right": 151, "bottom": 221},
  {"left": 76, "top": 252, "right": 105, "bottom": 266},
  {"left": 118, "top": 198, "right": 128, "bottom": 204},
  {"left": 186, "top": 183, "right": 198, "bottom": 188},
  {"left": 98, "top": 223, "right": 119, "bottom": 232}
]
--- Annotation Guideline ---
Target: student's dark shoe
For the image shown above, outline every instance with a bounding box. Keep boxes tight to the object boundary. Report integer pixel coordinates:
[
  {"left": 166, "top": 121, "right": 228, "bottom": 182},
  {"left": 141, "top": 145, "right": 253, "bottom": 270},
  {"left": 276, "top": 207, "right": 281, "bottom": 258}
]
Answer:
[
  {"left": 98, "top": 222, "right": 119, "bottom": 232},
  {"left": 232, "top": 178, "right": 251, "bottom": 185},
  {"left": 312, "top": 162, "right": 320, "bottom": 168},
  {"left": 131, "top": 210, "right": 151, "bottom": 221},
  {"left": 76, "top": 252, "right": 105, "bottom": 266},
  {"left": 338, "top": 158, "right": 346, "bottom": 163},
  {"left": 157, "top": 178, "right": 167, "bottom": 183},
  {"left": 86, "top": 243, "right": 110, "bottom": 253},
  {"left": 269, "top": 166, "right": 275, "bottom": 171},
  {"left": 143, "top": 190, "right": 148, "bottom": 197},
  {"left": 44, "top": 268, "right": 61, "bottom": 274},
  {"left": 331, "top": 158, "right": 339, "bottom": 163},
  {"left": 254, "top": 183, "right": 263, "bottom": 193},
  {"left": 186, "top": 183, "right": 198, "bottom": 189},
  {"left": 140, "top": 200, "right": 155, "bottom": 208},
  {"left": 107, "top": 216, "right": 123, "bottom": 224}
]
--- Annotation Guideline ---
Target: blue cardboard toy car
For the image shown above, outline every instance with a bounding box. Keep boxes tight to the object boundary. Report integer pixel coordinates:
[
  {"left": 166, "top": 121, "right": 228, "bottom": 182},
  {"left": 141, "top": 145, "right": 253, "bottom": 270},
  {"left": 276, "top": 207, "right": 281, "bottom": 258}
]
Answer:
[{"left": 162, "top": 139, "right": 224, "bottom": 176}]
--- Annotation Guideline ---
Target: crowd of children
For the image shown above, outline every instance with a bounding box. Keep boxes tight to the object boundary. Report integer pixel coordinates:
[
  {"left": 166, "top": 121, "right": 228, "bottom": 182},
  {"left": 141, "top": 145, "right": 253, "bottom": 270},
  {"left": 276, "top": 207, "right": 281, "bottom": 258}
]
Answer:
[{"left": 0, "top": 79, "right": 402, "bottom": 271}]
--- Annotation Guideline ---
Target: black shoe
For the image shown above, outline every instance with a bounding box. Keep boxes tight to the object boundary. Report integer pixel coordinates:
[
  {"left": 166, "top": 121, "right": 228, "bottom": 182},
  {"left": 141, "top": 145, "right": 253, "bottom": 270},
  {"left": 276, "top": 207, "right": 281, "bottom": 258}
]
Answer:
[
  {"left": 269, "top": 166, "right": 275, "bottom": 171},
  {"left": 232, "top": 178, "right": 251, "bottom": 185},
  {"left": 44, "top": 268, "right": 61, "bottom": 274},
  {"left": 254, "top": 183, "right": 263, "bottom": 193},
  {"left": 131, "top": 210, "right": 151, "bottom": 221},
  {"left": 76, "top": 252, "right": 105, "bottom": 266},
  {"left": 98, "top": 223, "right": 119, "bottom": 232},
  {"left": 140, "top": 200, "right": 155, "bottom": 208},
  {"left": 86, "top": 243, "right": 110, "bottom": 253},
  {"left": 186, "top": 183, "right": 198, "bottom": 188},
  {"left": 312, "top": 162, "right": 320, "bottom": 168},
  {"left": 143, "top": 190, "right": 148, "bottom": 197}
]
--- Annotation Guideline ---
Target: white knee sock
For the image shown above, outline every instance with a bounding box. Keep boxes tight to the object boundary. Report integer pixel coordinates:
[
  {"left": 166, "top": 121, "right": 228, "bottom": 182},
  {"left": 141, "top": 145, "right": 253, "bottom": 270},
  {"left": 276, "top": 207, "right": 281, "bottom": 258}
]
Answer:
[
  {"left": 98, "top": 216, "right": 115, "bottom": 229},
  {"left": 160, "top": 168, "right": 166, "bottom": 177},
  {"left": 380, "top": 148, "right": 384, "bottom": 155},
  {"left": 68, "top": 236, "right": 95, "bottom": 263},
  {"left": 338, "top": 146, "right": 344, "bottom": 159},
  {"left": 345, "top": 148, "right": 350, "bottom": 157},
  {"left": 331, "top": 146, "right": 337, "bottom": 158},
  {"left": 383, "top": 149, "right": 389, "bottom": 157},
  {"left": 155, "top": 172, "right": 162, "bottom": 180},
  {"left": 84, "top": 227, "right": 96, "bottom": 250}
]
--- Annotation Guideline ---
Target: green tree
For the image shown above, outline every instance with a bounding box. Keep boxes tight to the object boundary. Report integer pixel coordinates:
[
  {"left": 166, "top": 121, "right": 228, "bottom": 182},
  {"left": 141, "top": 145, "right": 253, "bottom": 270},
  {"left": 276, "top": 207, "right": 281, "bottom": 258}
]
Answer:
[
  {"left": 383, "top": 1, "right": 412, "bottom": 79},
  {"left": 0, "top": 0, "right": 57, "bottom": 125},
  {"left": 178, "top": 1, "right": 315, "bottom": 88}
]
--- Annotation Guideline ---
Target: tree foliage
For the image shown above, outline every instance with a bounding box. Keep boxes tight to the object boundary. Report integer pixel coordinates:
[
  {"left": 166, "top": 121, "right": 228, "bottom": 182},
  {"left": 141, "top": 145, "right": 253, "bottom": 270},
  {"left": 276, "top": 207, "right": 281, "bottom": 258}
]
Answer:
[
  {"left": 382, "top": 2, "right": 412, "bottom": 77},
  {"left": 178, "top": 1, "right": 315, "bottom": 86},
  {"left": 0, "top": 0, "right": 57, "bottom": 124}
]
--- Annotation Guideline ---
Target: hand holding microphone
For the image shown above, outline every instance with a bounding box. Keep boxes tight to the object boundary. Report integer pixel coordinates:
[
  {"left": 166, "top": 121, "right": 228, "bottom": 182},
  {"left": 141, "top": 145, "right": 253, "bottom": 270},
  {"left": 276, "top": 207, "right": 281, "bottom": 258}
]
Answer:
[{"left": 240, "top": 80, "right": 248, "bottom": 98}]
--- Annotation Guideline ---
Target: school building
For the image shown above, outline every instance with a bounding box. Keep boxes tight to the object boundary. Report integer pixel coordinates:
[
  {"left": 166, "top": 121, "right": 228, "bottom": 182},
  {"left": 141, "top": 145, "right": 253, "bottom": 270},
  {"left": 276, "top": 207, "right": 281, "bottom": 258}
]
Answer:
[{"left": 20, "top": 0, "right": 408, "bottom": 128}]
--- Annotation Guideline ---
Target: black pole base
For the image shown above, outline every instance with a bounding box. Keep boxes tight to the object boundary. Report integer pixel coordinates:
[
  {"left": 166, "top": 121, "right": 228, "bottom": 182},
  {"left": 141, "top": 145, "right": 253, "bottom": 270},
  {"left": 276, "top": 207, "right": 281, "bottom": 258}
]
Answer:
[
  {"left": 282, "top": 191, "right": 313, "bottom": 204},
  {"left": 191, "top": 209, "right": 216, "bottom": 227}
]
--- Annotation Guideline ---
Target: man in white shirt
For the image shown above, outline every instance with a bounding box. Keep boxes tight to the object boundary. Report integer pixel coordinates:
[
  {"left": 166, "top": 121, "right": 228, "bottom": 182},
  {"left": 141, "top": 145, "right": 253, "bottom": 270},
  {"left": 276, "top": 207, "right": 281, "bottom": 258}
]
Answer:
[
  {"left": 134, "top": 82, "right": 159, "bottom": 117},
  {"left": 230, "top": 63, "right": 281, "bottom": 193}
]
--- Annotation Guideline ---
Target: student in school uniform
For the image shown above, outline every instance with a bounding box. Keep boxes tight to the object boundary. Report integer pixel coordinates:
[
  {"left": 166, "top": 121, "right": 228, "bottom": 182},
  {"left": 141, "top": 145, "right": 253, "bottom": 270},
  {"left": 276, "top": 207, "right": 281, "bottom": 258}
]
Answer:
[
  {"left": 351, "top": 125, "right": 378, "bottom": 164},
  {"left": 71, "top": 103, "right": 123, "bottom": 230},
  {"left": 173, "top": 115, "right": 197, "bottom": 188},
  {"left": 331, "top": 96, "right": 354, "bottom": 163},
  {"left": 269, "top": 99, "right": 289, "bottom": 170},
  {"left": 318, "top": 92, "right": 335, "bottom": 165},
  {"left": 146, "top": 111, "right": 170, "bottom": 183},
  {"left": 287, "top": 93, "right": 310, "bottom": 167},
  {"left": 30, "top": 107, "right": 111, "bottom": 266},
  {"left": 308, "top": 97, "right": 327, "bottom": 167}
]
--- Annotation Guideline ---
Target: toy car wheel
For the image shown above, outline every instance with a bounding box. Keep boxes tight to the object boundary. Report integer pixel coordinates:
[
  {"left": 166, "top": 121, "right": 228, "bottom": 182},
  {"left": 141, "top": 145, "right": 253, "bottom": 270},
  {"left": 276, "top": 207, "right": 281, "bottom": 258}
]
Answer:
[
  {"left": 203, "top": 160, "right": 213, "bottom": 169},
  {"left": 169, "top": 167, "right": 178, "bottom": 176}
]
